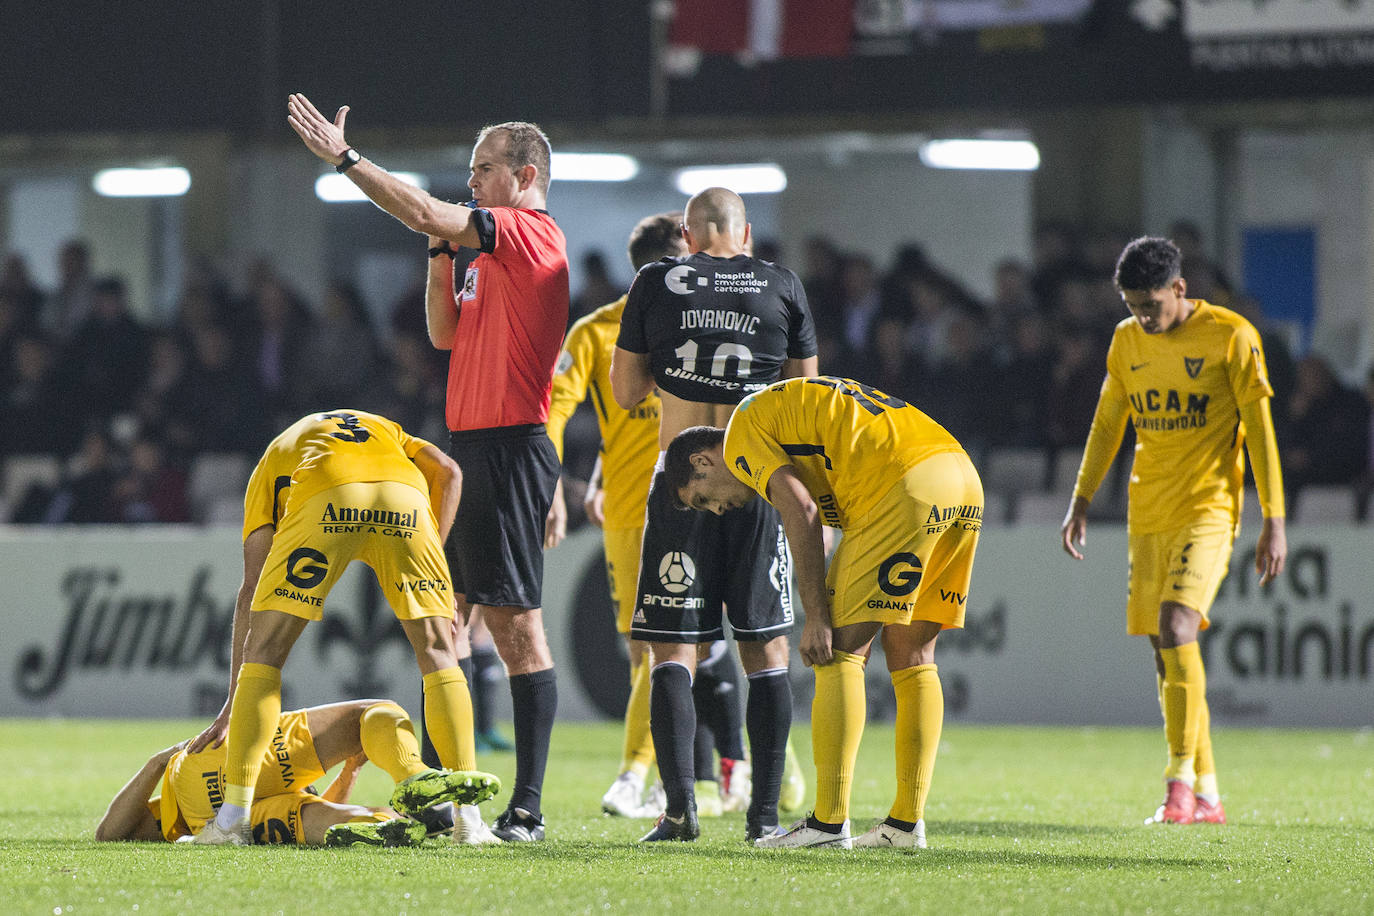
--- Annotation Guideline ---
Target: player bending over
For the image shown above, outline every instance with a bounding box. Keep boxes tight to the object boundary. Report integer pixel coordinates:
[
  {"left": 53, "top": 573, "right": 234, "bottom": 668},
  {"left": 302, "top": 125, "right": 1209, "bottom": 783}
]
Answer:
[
  {"left": 189, "top": 409, "right": 497, "bottom": 845},
  {"left": 668, "top": 376, "right": 982, "bottom": 849}
]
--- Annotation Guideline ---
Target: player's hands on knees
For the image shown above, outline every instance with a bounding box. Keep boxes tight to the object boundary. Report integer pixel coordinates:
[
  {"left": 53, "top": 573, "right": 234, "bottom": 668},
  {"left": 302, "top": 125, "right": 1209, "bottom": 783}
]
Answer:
[
  {"left": 800, "top": 617, "right": 834, "bottom": 667},
  {"left": 186, "top": 704, "right": 232, "bottom": 754}
]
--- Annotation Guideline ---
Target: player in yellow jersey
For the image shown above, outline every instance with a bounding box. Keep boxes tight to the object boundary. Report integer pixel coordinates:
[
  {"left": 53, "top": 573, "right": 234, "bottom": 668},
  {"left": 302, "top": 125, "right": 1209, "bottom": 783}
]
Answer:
[
  {"left": 188, "top": 410, "right": 500, "bottom": 845},
  {"left": 547, "top": 212, "right": 680, "bottom": 817},
  {"left": 1060, "top": 237, "right": 1286, "bottom": 826},
  {"left": 665, "top": 376, "right": 983, "bottom": 849},
  {"left": 97, "top": 699, "right": 486, "bottom": 846}
]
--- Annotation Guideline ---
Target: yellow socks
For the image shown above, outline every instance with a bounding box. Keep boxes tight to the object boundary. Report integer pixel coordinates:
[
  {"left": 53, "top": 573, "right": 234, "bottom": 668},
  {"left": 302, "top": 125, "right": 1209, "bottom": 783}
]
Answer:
[
  {"left": 812, "top": 650, "right": 867, "bottom": 825},
  {"left": 360, "top": 701, "right": 429, "bottom": 784},
  {"left": 222, "top": 662, "right": 282, "bottom": 812},
  {"left": 621, "top": 660, "right": 655, "bottom": 777},
  {"left": 1160, "top": 643, "right": 1205, "bottom": 786},
  {"left": 422, "top": 667, "right": 476, "bottom": 771},
  {"left": 889, "top": 663, "right": 942, "bottom": 824}
]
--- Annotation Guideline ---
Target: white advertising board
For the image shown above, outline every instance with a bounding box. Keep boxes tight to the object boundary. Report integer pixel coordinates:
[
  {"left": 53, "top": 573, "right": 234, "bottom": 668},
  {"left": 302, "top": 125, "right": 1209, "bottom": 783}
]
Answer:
[
  {"left": 2, "top": 524, "right": 1371, "bottom": 726},
  {"left": 1186, "top": 0, "right": 1374, "bottom": 38}
]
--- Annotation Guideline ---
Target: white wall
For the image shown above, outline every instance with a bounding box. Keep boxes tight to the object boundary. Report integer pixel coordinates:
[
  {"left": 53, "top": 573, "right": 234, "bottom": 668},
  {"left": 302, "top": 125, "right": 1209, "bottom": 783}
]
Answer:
[
  {"left": 1234, "top": 130, "right": 1374, "bottom": 373},
  {"left": 778, "top": 153, "right": 1031, "bottom": 299},
  {"left": 1142, "top": 117, "right": 1374, "bottom": 379},
  {"left": 1140, "top": 111, "right": 1219, "bottom": 243}
]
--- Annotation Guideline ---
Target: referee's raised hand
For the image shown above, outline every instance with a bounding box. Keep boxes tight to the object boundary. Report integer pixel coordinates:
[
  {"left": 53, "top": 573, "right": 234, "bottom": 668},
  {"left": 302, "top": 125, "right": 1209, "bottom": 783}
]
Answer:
[{"left": 287, "top": 92, "right": 351, "bottom": 165}]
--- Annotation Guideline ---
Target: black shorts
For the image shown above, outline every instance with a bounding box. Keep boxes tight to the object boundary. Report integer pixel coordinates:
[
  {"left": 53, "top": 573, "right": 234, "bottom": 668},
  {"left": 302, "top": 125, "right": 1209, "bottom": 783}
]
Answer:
[
  {"left": 630, "top": 466, "right": 794, "bottom": 644},
  {"left": 447, "top": 424, "right": 559, "bottom": 609}
]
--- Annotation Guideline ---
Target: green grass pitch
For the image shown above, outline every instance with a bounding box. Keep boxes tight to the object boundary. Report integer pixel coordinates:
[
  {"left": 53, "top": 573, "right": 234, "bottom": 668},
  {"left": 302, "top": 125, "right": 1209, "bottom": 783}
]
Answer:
[{"left": 1, "top": 719, "right": 1371, "bottom": 914}]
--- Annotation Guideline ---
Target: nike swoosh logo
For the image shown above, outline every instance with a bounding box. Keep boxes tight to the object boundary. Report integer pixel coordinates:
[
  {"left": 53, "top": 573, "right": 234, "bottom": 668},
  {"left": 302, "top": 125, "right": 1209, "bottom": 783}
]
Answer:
[
  {"left": 1131, "top": 363, "right": 1150, "bottom": 371},
  {"left": 1171, "top": 584, "right": 1185, "bottom": 590}
]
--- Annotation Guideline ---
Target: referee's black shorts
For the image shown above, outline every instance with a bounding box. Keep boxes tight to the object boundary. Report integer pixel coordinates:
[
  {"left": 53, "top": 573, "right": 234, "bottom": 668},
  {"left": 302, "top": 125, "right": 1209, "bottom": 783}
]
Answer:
[{"left": 446, "top": 424, "right": 559, "bottom": 609}]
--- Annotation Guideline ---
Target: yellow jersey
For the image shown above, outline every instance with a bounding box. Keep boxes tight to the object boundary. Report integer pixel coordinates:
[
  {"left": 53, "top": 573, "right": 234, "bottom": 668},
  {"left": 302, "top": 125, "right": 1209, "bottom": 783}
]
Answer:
[
  {"left": 1078, "top": 301, "right": 1274, "bottom": 533},
  {"left": 547, "top": 296, "right": 660, "bottom": 530},
  {"left": 243, "top": 410, "right": 434, "bottom": 538},
  {"left": 725, "top": 376, "right": 963, "bottom": 528}
]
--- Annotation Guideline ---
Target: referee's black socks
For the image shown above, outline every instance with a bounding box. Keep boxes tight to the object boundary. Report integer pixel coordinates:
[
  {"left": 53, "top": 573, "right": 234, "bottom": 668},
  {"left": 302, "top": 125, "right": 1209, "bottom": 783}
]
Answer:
[{"left": 508, "top": 667, "right": 557, "bottom": 817}]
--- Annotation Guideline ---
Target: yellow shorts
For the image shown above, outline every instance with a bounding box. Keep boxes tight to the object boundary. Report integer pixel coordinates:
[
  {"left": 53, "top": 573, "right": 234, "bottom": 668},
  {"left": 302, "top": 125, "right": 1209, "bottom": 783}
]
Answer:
[
  {"left": 602, "top": 526, "right": 644, "bottom": 635},
  {"left": 246, "top": 791, "right": 326, "bottom": 845},
  {"left": 1127, "top": 517, "right": 1236, "bottom": 635},
  {"left": 828, "top": 451, "right": 983, "bottom": 630},
  {"left": 252, "top": 481, "right": 454, "bottom": 621},
  {"left": 165, "top": 709, "right": 327, "bottom": 840}
]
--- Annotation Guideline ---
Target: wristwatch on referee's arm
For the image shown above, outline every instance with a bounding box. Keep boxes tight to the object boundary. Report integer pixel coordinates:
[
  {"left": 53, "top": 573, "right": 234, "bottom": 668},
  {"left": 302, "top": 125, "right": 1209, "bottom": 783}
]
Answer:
[
  {"left": 335, "top": 148, "right": 361, "bottom": 173},
  {"left": 429, "top": 239, "right": 458, "bottom": 260}
]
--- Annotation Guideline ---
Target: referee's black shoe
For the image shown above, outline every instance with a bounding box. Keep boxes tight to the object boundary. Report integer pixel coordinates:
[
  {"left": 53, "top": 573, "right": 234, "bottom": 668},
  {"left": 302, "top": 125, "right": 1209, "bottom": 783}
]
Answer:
[
  {"left": 639, "top": 800, "right": 700, "bottom": 842},
  {"left": 491, "top": 806, "right": 545, "bottom": 842}
]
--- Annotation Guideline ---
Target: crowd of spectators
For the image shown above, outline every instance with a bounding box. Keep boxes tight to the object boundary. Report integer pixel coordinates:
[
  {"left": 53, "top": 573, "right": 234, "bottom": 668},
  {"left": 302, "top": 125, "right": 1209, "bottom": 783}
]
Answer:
[
  {"left": 1, "top": 224, "right": 1370, "bottom": 525},
  {"left": 0, "top": 239, "right": 450, "bottom": 523}
]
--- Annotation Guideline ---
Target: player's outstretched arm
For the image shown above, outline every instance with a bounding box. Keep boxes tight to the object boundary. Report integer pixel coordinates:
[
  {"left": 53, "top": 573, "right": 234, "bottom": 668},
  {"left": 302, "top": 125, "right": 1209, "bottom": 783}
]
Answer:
[
  {"left": 412, "top": 445, "right": 462, "bottom": 545},
  {"left": 766, "top": 466, "right": 833, "bottom": 666},
  {"left": 1060, "top": 495, "right": 1091, "bottom": 560},
  {"left": 95, "top": 740, "right": 187, "bottom": 841},
  {"left": 188, "top": 525, "right": 275, "bottom": 753},
  {"left": 286, "top": 93, "right": 482, "bottom": 247}
]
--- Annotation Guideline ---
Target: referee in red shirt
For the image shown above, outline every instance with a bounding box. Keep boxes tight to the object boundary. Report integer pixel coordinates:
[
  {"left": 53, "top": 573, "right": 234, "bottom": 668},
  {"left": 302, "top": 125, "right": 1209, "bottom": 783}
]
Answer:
[{"left": 289, "top": 95, "right": 568, "bottom": 844}]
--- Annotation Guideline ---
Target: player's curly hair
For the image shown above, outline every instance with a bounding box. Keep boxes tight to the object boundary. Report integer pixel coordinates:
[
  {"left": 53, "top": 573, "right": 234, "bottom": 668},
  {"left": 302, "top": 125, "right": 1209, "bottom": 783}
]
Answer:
[
  {"left": 628, "top": 212, "right": 685, "bottom": 271},
  {"left": 477, "top": 121, "right": 553, "bottom": 195},
  {"left": 663, "top": 426, "right": 726, "bottom": 509},
  {"left": 1114, "top": 237, "right": 1182, "bottom": 291}
]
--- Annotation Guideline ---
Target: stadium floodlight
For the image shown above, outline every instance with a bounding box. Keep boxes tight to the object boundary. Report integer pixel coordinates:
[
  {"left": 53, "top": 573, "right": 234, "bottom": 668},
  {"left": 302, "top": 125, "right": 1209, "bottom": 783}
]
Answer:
[
  {"left": 92, "top": 167, "right": 191, "bottom": 197},
  {"left": 673, "top": 164, "right": 787, "bottom": 196},
  {"left": 552, "top": 152, "right": 639, "bottom": 182},
  {"left": 315, "top": 171, "right": 428, "bottom": 202},
  {"left": 918, "top": 139, "right": 1040, "bottom": 171}
]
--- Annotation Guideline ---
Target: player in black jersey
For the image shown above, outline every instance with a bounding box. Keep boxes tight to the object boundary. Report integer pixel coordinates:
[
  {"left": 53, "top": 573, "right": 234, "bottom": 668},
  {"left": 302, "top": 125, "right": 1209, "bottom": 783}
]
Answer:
[{"left": 611, "top": 187, "right": 817, "bottom": 842}]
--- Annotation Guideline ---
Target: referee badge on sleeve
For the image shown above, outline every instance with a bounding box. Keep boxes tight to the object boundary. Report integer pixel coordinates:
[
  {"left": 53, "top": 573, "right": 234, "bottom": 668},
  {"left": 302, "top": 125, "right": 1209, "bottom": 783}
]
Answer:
[{"left": 461, "top": 266, "right": 479, "bottom": 302}]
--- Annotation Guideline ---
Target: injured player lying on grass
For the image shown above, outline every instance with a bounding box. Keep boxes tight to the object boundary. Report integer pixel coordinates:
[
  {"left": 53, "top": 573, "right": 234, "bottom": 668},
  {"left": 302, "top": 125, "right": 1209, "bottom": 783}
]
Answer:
[{"left": 95, "top": 699, "right": 499, "bottom": 847}]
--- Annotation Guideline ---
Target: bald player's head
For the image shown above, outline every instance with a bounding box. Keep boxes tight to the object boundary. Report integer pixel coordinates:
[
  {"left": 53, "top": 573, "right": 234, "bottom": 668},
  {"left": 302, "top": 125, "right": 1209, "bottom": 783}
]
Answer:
[{"left": 683, "top": 187, "right": 749, "bottom": 253}]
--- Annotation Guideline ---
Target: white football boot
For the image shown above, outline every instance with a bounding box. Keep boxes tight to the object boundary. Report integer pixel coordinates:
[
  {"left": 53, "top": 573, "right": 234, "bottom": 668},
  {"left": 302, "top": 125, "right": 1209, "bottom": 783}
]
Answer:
[
  {"left": 601, "top": 771, "right": 646, "bottom": 817},
  {"left": 853, "top": 818, "right": 927, "bottom": 849},
  {"left": 754, "top": 816, "right": 852, "bottom": 849},
  {"left": 452, "top": 804, "right": 503, "bottom": 845}
]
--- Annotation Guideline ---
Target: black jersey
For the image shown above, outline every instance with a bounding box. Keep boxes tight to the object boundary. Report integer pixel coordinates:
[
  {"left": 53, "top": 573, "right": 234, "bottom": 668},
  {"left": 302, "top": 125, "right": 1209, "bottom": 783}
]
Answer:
[{"left": 617, "top": 252, "right": 817, "bottom": 404}]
